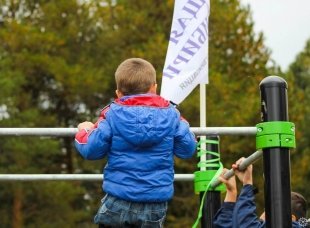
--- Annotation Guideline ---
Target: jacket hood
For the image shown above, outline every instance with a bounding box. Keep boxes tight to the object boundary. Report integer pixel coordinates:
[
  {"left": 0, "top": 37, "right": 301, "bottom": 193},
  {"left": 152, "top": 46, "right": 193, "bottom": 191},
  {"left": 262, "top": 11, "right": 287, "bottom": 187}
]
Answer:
[{"left": 108, "top": 94, "right": 179, "bottom": 147}]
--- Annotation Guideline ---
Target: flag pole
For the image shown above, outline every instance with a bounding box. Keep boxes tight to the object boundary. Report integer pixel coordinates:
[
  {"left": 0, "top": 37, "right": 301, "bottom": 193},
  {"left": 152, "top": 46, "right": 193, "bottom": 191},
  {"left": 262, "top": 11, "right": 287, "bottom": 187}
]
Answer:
[
  {"left": 199, "top": 83, "right": 207, "bottom": 171},
  {"left": 199, "top": 83, "right": 208, "bottom": 227},
  {"left": 199, "top": 83, "right": 222, "bottom": 228}
]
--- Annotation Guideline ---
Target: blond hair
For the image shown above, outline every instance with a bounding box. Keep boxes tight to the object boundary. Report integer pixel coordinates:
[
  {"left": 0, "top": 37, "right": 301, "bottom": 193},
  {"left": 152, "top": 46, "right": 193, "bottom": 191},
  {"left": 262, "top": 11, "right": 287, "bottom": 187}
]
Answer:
[{"left": 115, "top": 58, "right": 156, "bottom": 95}]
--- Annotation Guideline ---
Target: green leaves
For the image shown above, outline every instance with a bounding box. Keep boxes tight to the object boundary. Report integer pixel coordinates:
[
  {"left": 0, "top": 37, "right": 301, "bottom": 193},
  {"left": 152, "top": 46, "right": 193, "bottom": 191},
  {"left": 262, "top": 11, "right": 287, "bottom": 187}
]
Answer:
[{"left": 287, "top": 39, "right": 310, "bottom": 201}]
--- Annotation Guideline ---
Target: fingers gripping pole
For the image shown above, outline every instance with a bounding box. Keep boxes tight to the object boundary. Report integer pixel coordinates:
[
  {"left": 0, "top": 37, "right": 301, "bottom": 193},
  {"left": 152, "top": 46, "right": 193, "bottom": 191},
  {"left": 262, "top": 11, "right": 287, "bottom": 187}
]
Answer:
[{"left": 210, "top": 150, "right": 263, "bottom": 188}]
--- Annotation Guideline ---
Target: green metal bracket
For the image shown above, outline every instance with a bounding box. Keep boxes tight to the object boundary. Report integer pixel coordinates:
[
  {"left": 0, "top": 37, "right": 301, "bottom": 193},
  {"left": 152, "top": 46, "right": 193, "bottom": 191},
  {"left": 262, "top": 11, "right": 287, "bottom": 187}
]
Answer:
[
  {"left": 256, "top": 121, "right": 296, "bottom": 149},
  {"left": 194, "top": 138, "right": 226, "bottom": 194},
  {"left": 194, "top": 170, "right": 226, "bottom": 194}
]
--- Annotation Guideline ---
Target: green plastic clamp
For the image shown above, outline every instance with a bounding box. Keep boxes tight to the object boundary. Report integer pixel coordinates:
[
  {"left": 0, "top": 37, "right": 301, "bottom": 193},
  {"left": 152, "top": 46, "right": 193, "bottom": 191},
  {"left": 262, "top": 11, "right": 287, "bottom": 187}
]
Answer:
[
  {"left": 256, "top": 121, "right": 296, "bottom": 149},
  {"left": 194, "top": 170, "right": 226, "bottom": 194}
]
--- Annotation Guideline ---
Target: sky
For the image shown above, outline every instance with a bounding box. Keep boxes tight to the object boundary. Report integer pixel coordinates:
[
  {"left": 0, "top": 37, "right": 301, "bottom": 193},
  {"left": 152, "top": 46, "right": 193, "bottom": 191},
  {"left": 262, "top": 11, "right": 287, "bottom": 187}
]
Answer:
[{"left": 240, "top": 0, "right": 310, "bottom": 71}]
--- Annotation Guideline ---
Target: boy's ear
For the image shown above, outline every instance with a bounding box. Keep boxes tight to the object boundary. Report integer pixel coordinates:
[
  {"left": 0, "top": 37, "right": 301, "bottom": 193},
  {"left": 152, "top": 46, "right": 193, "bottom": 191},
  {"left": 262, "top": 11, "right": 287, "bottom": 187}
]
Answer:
[
  {"left": 149, "top": 83, "right": 157, "bottom": 94},
  {"left": 115, "top": 90, "right": 123, "bottom": 98},
  {"left": 292, "top": 214, "right": 297, "bottom": 221}
]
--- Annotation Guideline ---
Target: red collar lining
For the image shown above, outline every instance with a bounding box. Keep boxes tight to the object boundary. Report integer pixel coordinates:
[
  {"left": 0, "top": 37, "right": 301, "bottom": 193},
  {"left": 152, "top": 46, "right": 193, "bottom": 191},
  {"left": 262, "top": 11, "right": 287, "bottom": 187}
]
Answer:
[{"left": 115, "top": 95, "right": 170, "bottom": 107}]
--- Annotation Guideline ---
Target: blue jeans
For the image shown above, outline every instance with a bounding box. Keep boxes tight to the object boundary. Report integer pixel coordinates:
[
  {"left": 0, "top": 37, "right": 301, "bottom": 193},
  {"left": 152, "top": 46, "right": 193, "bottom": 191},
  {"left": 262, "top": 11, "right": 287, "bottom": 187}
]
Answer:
[{"left": 94, "top": 194, "right": 168, "bottom": 227}]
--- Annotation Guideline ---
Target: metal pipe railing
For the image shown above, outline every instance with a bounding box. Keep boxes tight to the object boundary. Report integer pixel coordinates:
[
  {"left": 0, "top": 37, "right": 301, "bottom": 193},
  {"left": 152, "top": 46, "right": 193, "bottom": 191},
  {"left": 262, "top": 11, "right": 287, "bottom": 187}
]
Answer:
[
  {"left": 0, "top": 173, "right": 194, "bottom": 181},
  {"left": 211, "top": 150, "right": 263, "bottom": 188},
  {"left": 0, "top": 151, "right": 263, "bottom": 183},
  {"left": 0, "top": 127, "right": 257, "bottom": 136},
  {"left": 0, "top": 128, "right": 260, "bottom": 183}
]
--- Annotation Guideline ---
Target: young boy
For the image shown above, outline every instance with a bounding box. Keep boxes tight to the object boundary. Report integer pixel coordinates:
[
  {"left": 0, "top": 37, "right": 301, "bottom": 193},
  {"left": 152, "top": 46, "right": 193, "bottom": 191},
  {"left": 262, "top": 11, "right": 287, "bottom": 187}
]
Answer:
[
  {"left": 75, "top": 58, "right": 197, "bottom": 227},
  {"left": 214, "top": 157, "right": 308, "bottom": 228}
]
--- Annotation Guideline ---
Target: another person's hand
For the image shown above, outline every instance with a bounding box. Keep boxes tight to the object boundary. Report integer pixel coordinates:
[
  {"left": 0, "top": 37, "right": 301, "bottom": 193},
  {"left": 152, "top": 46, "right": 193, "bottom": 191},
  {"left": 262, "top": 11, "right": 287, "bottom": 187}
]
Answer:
[
  {"left": 259, "top": 212, "right": 266, "bottom": 221},
  {"left": 77, "top": 121, "right": 94, "bottom": 131},
  {"left": 232, "top": 157, "right": 253, "bottom": 185},
  {"left": 219, "top": 168, "right": 237, "bottom": 202}
]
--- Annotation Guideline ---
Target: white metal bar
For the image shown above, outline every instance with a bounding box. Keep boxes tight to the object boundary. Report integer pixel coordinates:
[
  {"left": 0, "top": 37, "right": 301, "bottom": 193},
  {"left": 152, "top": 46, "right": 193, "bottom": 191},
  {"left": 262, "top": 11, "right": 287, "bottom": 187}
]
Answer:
[
  {"left": 0, "top": 174, "right": 194, "bottom": 181},
  {"left": 0, "top": 128, "right": 78, "bottom": 136},
  {"left": 200, "top": 84, "right": 207, "bottom": 171},
  {"left": 211, "top": 150, "right": 263, "bottom": 188},
  {"left": 191, "top": 127, "right": 257, "bottom": 135},
  {"left": 0, "top": 127, "right": 257, "bottom": 136},
  {"left": 0, "top": 127, "right": 259, "bottom": 183},
  {"left": 0, "top": 151, "right": 262, "bottom": 183}
]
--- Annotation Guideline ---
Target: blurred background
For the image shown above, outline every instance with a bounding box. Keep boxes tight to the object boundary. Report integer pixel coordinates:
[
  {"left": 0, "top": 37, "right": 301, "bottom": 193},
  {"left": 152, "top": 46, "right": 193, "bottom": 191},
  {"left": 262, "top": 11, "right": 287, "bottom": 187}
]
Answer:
[{"left": 0, "top": 0, "right": 309, "bottom": 227}]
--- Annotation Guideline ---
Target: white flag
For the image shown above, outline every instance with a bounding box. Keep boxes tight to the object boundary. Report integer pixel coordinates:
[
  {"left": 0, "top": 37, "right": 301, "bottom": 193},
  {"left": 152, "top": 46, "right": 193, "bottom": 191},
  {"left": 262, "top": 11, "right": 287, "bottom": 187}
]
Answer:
[{"left": 161, "top": 0, "right": 210, "bottom": 104}]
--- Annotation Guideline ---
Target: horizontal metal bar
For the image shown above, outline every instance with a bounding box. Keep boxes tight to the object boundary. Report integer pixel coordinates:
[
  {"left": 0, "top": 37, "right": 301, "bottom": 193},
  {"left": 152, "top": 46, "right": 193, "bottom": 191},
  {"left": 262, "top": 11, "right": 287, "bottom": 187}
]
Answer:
[
  {"left": 191, "top": 127, "right": 256, "bottom": 135},
  {"left": 0, "top": 128, "right": 78, "bottom": 137},
  {"left": 211, "top": 150, "right": 263, "bottom": 188},
  {"left": 0, "top": 174, "right": 194, "bottom": 181},
  {"left": 0, "top": 151, "right": 262, "bottom": 183},
  {"left": 0, "top": 127, "right": 257, "bottom": 136}
]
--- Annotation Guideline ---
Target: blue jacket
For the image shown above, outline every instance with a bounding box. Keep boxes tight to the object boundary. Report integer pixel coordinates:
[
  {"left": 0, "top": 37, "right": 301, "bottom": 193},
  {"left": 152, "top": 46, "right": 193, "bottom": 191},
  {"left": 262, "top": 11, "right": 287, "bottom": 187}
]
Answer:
[
  {"left": 75, "top": 94, "right": 196, "bottom": 202},
  {"left": 214, "top": 185, "right": 302, "bottom": 227}
]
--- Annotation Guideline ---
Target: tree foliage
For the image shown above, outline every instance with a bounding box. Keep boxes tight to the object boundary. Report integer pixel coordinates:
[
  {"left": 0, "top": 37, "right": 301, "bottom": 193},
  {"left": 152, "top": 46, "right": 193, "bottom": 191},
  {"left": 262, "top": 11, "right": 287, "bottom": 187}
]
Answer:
[{"left": 286, "top": 39, "right": 310, "bottom": 203}]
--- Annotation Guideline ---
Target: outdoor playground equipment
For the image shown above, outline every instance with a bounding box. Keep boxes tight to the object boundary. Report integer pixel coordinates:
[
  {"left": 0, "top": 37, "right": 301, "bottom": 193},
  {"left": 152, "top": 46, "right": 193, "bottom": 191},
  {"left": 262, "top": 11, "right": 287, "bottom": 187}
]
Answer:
[{"left": 0, "top": 76, "right": 296, "bottom": 228}]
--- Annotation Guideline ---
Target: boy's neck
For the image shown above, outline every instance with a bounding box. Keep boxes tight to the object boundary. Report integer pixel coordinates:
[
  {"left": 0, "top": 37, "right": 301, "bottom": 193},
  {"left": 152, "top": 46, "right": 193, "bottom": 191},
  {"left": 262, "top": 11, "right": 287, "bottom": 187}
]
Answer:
[{"left": 116, "top": 84, "right": 157, "bottom": 99}]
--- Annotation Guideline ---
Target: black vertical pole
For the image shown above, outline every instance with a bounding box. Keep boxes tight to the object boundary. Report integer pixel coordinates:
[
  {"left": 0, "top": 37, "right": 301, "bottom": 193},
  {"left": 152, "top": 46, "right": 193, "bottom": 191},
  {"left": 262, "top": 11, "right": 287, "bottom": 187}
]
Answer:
[
  {"left": 200, "top": 136, "right": 221, "bottom": 228},
  {"left": 259, "top": 76, "right": 292, "bottom": 228}
]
